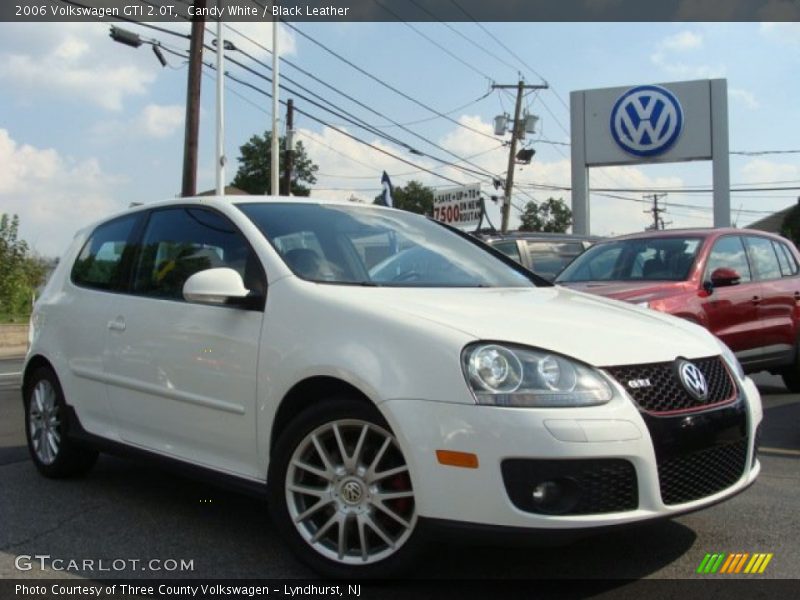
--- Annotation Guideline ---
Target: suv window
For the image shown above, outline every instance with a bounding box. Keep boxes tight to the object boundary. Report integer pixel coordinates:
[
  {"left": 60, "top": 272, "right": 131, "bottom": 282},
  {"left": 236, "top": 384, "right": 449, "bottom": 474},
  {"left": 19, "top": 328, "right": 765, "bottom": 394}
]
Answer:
[
  {"left": 745, "top": 236, "right": 782, "bottom": 281},
  {"left": 491, "top": 241, "right": 522, "bottom": 263},
  {"left": 71, "top": 215, "right": 139, "bottom": 291},
  {"left": 133, "top": 208, "right": 264, "bottom": 301},
  {"left": 705, "top": 236, "right": 752, "bottom": 283},
  {"left": 525, "top": 241, "right": 585, "bottom": 281}
]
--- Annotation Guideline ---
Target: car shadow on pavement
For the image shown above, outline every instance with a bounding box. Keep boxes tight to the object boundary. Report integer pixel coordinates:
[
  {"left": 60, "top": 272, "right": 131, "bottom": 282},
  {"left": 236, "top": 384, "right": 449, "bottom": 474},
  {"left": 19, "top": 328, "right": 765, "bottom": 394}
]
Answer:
[
  {"left": 4, "top": 451, "right": 697, "bottom": 581},
  {"left": 412, "top": 519, "right": 697, "bottom": 580},
  {"left": 761, "top": 401, "right": 800, "bottom": 455}
]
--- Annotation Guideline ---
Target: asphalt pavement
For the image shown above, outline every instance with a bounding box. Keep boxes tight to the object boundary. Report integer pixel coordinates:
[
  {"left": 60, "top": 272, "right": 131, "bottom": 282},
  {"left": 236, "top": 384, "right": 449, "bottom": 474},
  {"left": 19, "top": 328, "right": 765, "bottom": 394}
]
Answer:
[{"left": 0, "top": 357, "right": 797, "bottom": 581}]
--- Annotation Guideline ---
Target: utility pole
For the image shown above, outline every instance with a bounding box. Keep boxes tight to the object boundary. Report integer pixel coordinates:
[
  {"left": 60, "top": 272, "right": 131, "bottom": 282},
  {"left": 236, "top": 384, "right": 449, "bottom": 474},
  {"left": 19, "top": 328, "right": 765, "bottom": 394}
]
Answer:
[
  {"left": 214, "top": 18, "right": 225, "bottom": 196},
  {"left": 644, "top": 193, "right": 669, "bottom": 230},
  {"left": 492, "top": 81, "right": 548, "bottom": 232},
  {"left": 282, "top": 99, "right": 294, "bottom": 196},
  {"left": 270, "top": 19, "right": 280, "bottom": 195},
  {"left": 181, "top": 0, "right": 206, "bottom": 197}
]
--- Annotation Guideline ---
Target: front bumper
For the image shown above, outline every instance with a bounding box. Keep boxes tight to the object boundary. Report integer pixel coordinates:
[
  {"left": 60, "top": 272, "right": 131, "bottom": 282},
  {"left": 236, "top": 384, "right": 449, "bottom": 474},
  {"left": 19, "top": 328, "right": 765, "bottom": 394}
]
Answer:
[{"left": 380, "top": 375, "right": 761, "bottom": 530}]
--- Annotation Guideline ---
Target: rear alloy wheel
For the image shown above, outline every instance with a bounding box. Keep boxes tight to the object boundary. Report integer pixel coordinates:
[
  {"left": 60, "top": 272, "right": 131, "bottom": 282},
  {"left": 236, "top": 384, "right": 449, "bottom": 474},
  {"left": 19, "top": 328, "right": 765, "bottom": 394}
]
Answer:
[
  {"left": 270, "top": 400, "right": 422, "bottom": 577},
  {"left": 24, "top": 367, "right": 98, "bottom": 478}
]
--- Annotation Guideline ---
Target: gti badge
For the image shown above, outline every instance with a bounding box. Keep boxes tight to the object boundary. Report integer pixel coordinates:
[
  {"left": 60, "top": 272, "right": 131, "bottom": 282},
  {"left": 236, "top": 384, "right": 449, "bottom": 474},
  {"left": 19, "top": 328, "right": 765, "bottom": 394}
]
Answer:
[
  {"left": 610, "top": 85, "right": 684, "bottom": 157},
  {"left": 678, "top": 360, "right": 708, "bottom": 401},
  {"left": 627, "top": 378, "right": 652, "bottom": 389}
]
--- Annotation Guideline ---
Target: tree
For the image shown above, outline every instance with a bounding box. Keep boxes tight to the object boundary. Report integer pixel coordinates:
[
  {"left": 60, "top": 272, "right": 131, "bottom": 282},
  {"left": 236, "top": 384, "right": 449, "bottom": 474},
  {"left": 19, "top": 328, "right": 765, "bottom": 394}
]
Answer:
[
  {"left": 518, "top": 197, "right": 573, "bottom": 233},
  {"left": 781, "top": 203, "right": 800, "bottom": 246},
  {"left": 231, "top": 131, "right": 318, "bottom": 196},
  {"left": 373, "top": 180, "right": 435, "bottom": 215},
  {"left": 0, "top": 214, "right": 47, "bottom": 320}
]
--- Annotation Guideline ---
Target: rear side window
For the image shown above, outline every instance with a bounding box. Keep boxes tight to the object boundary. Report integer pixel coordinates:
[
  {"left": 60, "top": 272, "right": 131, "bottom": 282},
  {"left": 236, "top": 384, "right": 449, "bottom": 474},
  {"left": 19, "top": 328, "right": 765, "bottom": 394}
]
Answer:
[
  {"left": 71, "top": 215, "right": 138, "bottom": 291},
  {"left": 774, "top": 241, "right": 799, "bottom": 277},
  {"left": 745, "top": 236, "right": 782, "bottom": 281},
  {"left": 705, "top": 236, "right": 752, "bottom": 283},
  {"left": 133, "top": 208, "right": 264, "bottom": 301}
]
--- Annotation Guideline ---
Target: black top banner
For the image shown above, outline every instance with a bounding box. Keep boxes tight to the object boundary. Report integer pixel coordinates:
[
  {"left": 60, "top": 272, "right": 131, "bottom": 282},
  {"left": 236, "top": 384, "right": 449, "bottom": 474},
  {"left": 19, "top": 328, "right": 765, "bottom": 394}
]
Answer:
[{"left": 4, "top": 0, "right": 800, "bottom": 22}]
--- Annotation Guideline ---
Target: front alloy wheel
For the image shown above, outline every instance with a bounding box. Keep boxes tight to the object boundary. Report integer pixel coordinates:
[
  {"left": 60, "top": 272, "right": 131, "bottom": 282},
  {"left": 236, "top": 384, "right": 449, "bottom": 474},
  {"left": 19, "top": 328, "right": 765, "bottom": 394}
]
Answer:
[{"left": 270, "top": 399, "right": 422, "bottom": 577}]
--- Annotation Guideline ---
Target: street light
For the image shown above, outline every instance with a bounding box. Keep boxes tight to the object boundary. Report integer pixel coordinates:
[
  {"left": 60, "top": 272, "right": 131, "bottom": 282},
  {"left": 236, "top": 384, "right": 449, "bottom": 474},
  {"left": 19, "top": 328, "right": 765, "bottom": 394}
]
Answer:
[
  {"left": 109, "top": 26, "right": 166, "bottom": 68},
  {"left": 109, "top": 26, "right": 142, "bottom": 48}
]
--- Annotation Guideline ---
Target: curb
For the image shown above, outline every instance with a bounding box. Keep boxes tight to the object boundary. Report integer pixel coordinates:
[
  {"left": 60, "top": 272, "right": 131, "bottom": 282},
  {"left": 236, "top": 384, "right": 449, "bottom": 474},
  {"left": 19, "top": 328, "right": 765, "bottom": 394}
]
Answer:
[{"left": 0, "top": 346, "right": 27, "bottom": 360}]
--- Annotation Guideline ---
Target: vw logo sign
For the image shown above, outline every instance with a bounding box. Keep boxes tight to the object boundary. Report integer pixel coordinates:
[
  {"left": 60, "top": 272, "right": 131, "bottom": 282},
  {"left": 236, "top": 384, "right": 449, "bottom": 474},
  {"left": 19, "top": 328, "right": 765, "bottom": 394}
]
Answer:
[
  {"left": 678, "top": 360, "right": 708, "bottom": 401},
  {"left": 610, "top": 85, "right": 684, "bottom": 157}
]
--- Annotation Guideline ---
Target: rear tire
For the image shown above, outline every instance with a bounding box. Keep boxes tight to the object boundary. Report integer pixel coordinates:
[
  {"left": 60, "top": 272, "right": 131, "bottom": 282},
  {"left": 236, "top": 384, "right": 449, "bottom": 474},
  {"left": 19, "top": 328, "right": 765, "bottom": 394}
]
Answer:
[
  {"left": 781, "top": 368, "right": 800, "bottom": 393},
  {"left": 268, "top": 397, "right": 425, "bottom": 578},
  {"left": 24, "top": 367, "right": 98, "bottom": 478}
]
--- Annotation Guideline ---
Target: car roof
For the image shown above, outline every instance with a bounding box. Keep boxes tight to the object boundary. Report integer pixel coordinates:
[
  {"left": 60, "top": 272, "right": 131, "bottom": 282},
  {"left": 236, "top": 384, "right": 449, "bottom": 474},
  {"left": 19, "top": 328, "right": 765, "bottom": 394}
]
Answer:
[{"left": 601, "top": 227, "right": 789, "bottom": 243}]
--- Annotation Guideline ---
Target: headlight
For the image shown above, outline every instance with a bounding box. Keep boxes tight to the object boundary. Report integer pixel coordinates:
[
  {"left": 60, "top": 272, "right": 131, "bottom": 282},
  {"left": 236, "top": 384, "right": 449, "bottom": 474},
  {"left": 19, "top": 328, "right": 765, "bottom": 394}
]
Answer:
[
  {"left": 462, "top": 343, "right": 613, "bottom": 407},
  {"left": 717, "top": 339, "right": 745, "bottom": 380}
]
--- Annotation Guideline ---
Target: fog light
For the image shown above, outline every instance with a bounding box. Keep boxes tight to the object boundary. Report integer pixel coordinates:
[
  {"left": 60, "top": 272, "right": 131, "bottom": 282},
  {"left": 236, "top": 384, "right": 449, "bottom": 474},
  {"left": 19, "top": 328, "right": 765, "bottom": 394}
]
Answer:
[
  {"left": 530, "top": 478, "right": 579, "bottom": 514},
  {"left": 532, "top": 481, "right": 560, "bottom": 504}
]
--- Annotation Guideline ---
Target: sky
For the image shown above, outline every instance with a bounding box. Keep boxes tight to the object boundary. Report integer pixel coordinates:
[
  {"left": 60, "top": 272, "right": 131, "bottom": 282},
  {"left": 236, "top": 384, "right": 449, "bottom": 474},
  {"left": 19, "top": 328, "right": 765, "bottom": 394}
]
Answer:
[{"left": 1, "top": 18, "right": 799, "bottom": 257}]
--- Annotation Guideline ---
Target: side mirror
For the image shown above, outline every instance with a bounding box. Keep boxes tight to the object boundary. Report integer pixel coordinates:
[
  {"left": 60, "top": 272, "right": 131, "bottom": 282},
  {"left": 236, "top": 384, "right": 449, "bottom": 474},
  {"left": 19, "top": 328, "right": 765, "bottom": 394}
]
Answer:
[
  {"left": 710, "top": 267, "right": 741, "bottom": 288},
  {"left": 183, "top": 268, "right": 249, "bottom": 305}
]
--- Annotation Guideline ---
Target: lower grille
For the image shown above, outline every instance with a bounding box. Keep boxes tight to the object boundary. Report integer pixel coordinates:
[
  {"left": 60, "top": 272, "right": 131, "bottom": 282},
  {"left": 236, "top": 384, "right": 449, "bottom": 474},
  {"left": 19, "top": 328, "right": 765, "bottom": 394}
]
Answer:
[
  {"left": 657, "top": 439, "right": 748, "bottom": 505},
  {"left": 502, "top": 458, "right": 638, "bottom": 515}
]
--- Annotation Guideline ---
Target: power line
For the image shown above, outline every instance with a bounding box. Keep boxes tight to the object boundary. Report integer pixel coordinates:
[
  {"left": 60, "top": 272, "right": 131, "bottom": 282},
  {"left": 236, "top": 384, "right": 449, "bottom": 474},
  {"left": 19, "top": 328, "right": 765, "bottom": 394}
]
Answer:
[
  {"left": 406, "top": 0, "right": 521, "bottom": 76},
  {"left": 275, "top": 18, "right": 500, "bottom": 143},
  {"left": 199, "top": 56, "right": 468, "bottom": 187},
  {"left": 224, "top": 23, "right": 495, "bottom": 130},
  {"left": 216, "top": 26, "right": 502, "bottom": 182},
  {"left": 371, "top": 0, "right": 493, "bottom": 82},
  {"left": 196, "top": 32, "right": 499, "bottom": 183}
]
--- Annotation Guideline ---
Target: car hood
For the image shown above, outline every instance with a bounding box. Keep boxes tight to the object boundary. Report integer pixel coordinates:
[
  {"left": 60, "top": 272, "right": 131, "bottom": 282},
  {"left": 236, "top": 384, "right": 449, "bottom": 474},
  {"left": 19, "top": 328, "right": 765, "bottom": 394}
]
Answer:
[
  {"left": 311, "top": 284, "right": 719, "bottom": 367},
  {"left": 558, "top": 280, "right": 690, "bottom": 303}
]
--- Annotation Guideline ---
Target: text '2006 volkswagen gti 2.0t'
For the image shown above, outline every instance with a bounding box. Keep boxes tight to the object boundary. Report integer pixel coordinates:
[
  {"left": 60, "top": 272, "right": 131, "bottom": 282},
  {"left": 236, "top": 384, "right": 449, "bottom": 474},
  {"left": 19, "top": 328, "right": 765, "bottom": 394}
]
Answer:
[{"left": 23, "top": 197, "right": 761, "bottom": 577}]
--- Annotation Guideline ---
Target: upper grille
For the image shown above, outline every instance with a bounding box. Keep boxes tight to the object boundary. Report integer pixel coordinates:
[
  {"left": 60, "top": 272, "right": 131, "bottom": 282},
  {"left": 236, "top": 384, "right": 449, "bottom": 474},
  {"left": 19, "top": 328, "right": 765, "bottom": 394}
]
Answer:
[
  {"left": 604, "top": 356, "right": 735, "bottom": 414},
  {"left": 657, "top": 438, "right": 748, "bottom": 505}
]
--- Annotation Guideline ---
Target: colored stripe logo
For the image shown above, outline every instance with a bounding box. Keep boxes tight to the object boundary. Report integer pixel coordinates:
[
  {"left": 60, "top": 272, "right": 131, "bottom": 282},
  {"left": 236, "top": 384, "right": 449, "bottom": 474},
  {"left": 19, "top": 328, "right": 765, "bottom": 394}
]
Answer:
[{"left": 697, "top": 552, "right": 773, "bottom": 574}]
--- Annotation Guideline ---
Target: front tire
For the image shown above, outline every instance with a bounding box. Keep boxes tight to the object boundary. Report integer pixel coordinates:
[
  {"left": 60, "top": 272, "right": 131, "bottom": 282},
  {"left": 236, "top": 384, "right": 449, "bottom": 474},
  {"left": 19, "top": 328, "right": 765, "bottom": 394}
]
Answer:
[
  {"left": 268, "top": 398, "right": 424, "bottom": 578},
  {"left": 24, "top": 367, "right": 98, "bottom": 478}
]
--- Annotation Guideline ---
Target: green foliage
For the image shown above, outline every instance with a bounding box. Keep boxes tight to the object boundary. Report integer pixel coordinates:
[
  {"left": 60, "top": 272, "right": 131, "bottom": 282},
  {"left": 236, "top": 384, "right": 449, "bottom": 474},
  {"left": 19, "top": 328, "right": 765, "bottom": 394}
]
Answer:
[
  {"left": 780, "top": 204, "right": 800, "bottom": 246},
  {"left": 518, "top": 197, "right": 573, "bottom": 233},
  {"left": 231, "top": 131, "right": 318, "bottom": 196},
  {"left": 0, "top": 214, "right": 47, "bottom": 320},
  {"left": 373, "top": 180, "right": 435, "bottom": 215}
]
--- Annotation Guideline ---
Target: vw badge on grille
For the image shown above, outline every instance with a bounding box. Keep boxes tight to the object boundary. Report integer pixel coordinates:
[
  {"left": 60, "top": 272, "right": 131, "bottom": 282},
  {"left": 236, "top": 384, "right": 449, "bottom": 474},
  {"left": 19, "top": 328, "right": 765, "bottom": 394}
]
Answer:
[{"left": 678, "top": 360, "right": 708, "bottom": 401}]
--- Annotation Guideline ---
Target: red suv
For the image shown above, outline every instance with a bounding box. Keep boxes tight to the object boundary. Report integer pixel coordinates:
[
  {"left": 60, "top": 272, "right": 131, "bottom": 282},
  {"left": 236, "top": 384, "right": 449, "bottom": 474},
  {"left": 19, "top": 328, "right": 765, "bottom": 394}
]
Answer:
[{"left": 556, "top": 228, "right": 800, "bottom": 389}]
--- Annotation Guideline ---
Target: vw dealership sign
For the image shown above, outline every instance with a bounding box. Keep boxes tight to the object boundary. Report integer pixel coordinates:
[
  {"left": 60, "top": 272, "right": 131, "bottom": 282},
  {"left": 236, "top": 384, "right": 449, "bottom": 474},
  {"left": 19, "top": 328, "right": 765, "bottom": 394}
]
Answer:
[
  {"left": 609, "top": 85, "right": 684, "bottom": 157},
  {"left": 570, "top": 78, "right": 730, "bottom": 235}
]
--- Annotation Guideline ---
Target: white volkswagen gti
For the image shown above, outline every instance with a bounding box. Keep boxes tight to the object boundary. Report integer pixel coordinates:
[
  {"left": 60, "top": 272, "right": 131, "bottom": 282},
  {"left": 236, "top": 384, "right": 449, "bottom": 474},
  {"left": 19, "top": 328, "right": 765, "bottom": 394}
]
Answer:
[{"left": 23, "top": 197, "right": 761, "bottom": 577}]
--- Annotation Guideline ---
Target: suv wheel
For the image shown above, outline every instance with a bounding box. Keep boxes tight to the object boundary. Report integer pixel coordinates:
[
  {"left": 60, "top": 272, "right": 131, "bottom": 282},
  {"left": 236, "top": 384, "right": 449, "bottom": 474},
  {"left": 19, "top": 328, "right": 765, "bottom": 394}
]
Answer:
[
  {"left": 268, "top": 398, "right": 423, "bottom": 577},
  {"left": 24, "top": 367, "right": 98, "bottom": 478}
]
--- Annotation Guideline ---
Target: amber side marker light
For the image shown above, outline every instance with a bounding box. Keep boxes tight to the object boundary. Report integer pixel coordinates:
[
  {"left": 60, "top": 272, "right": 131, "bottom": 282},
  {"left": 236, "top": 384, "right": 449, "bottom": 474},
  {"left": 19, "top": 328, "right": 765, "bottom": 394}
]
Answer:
[{"left": 436, "top": 450, "right": 479, "bottom": 469}]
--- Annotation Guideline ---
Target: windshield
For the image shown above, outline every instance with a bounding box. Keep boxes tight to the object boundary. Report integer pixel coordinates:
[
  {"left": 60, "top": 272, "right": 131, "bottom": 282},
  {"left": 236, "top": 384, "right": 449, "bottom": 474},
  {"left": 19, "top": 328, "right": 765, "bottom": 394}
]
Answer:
[
  {"left": 237, "top": 203, "right": 536, "bottom": 288},
  {"left": 556, "top": 236, "right": 702, "bottom": 283}
]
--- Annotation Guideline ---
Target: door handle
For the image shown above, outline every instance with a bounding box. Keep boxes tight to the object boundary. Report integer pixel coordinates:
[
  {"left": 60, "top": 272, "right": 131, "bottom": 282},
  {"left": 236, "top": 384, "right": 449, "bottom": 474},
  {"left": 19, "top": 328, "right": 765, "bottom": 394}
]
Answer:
[
  {"left": 794, "top": 292, "right": 800, "bottom": 301},
  {"left": 107, "top": 317, "right": 126, "bottom": 332},
  {"left": 751, "top": 296, "right": 761, "bottom": 305}
]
